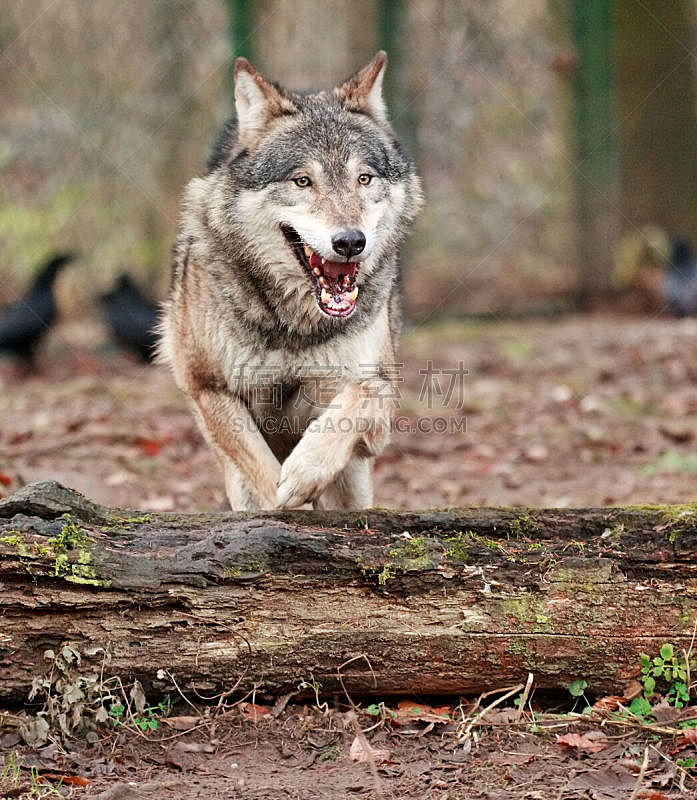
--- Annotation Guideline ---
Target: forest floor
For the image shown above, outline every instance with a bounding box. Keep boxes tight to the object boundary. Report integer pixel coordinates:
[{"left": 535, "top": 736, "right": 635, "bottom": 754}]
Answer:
[{"left": 2, "top": 312, "right": 697, "bottom": 798}]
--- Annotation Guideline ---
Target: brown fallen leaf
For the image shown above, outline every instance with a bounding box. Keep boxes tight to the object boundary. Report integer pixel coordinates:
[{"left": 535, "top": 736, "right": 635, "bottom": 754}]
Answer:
[
  {"left": 271, "top": 690, "right": 298, "bottom": 718},
  {"left": 166, "top": 740, "right": 215, "bottom": 770},
  {"left": 623, "top": 679, "right": 643, "bottom": 701},
  {"left": 89, "top": 784, "right": 138, "bottom": 800},
  {"left": 169, "top": 741, "right": 215, "bottom": 754},
  {"left": 37, "top": 773, "right": 90, "bottom": 786},
  {"left": 161, "top": 715, "right": 203, "bottom": 731},
  {"left": 680, "top": 727, "right": 697, "bottom": 744},
  {"left": 349, "top": 735, "right": 391, "bottom": 764},
  {"left": 90, "top": 779, "right": 181, "bottom": 800},
  {"left": 487, "top": 750, "right": 534, "bottom": 765},
  {"left": 592, "top": 695, "right": 624, "bottom": 712},
  {"left": 393, "top": 700, "right": 451, "bottom": 726},
  {"left": 555, "top": 732, "right": 606, "bottom": 753},
  {"left": 651, "top": 699, "right": 685, "bottom": 725},
  {"left": 240, "top": 702, "right": 271, "bottom": 722}
]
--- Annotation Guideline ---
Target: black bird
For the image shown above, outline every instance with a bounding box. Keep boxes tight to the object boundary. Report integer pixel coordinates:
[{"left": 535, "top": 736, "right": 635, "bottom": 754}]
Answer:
[
  {"left": 0, "top": 252, "right": 75, "bottom": 366},
  {"left": 663, "top": 236, "right": 697, "bottom": 317},
  {"left": 100, "top": 273, "right": 159, "bottom": 361}
]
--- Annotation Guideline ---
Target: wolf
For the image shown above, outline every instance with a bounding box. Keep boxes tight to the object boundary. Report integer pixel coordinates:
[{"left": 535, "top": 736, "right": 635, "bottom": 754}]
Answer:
[{"left": 158, "top": 51, "right": 422, "bottom": 510}]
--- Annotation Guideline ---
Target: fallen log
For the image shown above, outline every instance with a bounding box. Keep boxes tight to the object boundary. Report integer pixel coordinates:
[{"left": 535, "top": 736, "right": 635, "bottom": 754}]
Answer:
[{"left": 1, "top": 481, "right": 697, "bottom": 702}]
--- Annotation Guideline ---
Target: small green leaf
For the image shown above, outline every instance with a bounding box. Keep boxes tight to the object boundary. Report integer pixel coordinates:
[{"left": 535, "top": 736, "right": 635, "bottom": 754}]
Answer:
[
  {"left": 629, "top": 696, "right": 653, "bottom": 720},
  {"left": 568, "top": 679, "right": 588, "bottom": 697},
  {"left": 660, "top": 643, "right": 674, "bottom": 660}
]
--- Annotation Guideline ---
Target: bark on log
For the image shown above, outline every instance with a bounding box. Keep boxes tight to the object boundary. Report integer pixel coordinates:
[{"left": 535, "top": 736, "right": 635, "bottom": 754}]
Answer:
[{"left": 2, "top": 481, "right": 697, "bottom": 702}]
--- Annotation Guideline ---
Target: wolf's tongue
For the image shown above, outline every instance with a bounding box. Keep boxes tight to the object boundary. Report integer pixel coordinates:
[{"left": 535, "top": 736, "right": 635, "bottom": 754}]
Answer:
[
  {"left": 322, "top": 260, "right": 357, "bottom": 281},
  {"left": 309, "top": 251, "right": 357, "bottom": 281}
]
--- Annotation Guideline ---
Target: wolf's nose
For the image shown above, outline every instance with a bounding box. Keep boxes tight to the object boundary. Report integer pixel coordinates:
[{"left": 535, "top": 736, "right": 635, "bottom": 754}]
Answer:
[{"left": 331, "top": 229, "right": 366, "bottom": 260}]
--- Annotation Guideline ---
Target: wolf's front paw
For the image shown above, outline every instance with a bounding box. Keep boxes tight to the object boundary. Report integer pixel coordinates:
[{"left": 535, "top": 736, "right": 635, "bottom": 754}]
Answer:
[
  {"left": 276, "top": 462, "right": 325, "bottom": 508},
  {"left": 276, "top": 434, "right": 348, "bottom": 508}
]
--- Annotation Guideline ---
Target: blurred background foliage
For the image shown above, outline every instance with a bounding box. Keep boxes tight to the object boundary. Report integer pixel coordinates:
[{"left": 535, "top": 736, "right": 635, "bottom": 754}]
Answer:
[{"left": 1, "top": 0, "right": 697, "bottom": 319}]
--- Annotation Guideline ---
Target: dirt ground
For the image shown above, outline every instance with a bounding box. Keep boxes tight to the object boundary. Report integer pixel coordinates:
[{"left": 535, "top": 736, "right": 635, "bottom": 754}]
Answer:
[
  {"left": 2, "top": 313, "right": 697, "bottom": 511},
  {"left": 2, "top": 312, "right": 697, "bottom": 798},
  {"left": 1, "top": 700, "right": 696, "bottom": 799}
]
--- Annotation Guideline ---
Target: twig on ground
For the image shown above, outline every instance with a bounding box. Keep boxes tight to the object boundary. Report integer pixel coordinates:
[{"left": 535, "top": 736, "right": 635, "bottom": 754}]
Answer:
[
  {"left": 347, "top": 710, "right": 384, "bottom": 800},
  {"left": 628, "top": 746, "right": 649, "bottom": 800},
  {"left": 514, "top": 672, "right": 534, "bottom": 724},
  {"left": 336, "top": 654, "right": 377, "bottom": 711},
  {"left": 457, "top": 683, "right": 525, "bottom": 742}
]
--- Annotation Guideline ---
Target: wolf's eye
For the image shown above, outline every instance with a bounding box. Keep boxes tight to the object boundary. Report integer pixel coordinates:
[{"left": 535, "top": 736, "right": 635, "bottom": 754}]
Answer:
[
  {"left": 358, "top": 173, "right": 373, "bottom": 186},
  {"left": 293, "top": 176, "right": 312, "bottom": 188}
]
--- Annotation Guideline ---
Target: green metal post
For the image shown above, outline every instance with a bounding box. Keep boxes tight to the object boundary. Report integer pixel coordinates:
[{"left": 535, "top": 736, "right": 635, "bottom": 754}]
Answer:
[
  {"left": 572, "top": 0, "right": 619, "bottom": 305},
  {"left": 377, "top": 0, "right": 416, "bottom": 153},
  {"left": 225, "top": 0, "right": 255, "bottom": 91}
]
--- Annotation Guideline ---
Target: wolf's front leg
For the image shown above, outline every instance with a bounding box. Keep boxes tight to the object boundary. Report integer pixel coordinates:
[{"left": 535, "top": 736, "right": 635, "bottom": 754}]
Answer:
[
  {"left": 194, "top": 388, "right": 281, "bottom": 509},
  {"left": 276, "top": 381, "right": 392, "bottom": 509},
  {"left": 313, "top": 456, "right": 373, "bottom": 509}
]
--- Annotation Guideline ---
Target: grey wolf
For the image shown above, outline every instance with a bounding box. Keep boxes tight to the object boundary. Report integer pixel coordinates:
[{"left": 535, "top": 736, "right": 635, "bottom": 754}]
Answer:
[{"left": 158, "top": 51, "right": 422, "bottom": 510}]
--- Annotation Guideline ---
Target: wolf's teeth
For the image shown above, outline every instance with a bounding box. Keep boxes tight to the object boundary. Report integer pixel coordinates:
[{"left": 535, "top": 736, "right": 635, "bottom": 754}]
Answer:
[
  {"left": 313, "top": 267, "right": 321, "bottom": 276},
  {"left": 320, "top": 288, "right": 331, "bottom": 304},
  {"left": 303, "top": 245, "right": 312, "bottom": 258},
  {"left": 347, "top": 287, "right": 359, "bottom": 302},
  {"left": 318, "top": 276, "right": 326, "bottom": 286},
  {"left": 321, "top": 257, "right": 326, "bottom": 265}
]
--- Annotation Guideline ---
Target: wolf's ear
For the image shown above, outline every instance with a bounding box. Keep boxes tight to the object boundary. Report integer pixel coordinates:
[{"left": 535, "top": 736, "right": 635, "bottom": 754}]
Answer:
[
  {"left": 336, "top": 51, "right": 388, "bottom": 125},
  {"left": 234, "top": 58, "right": 297, "bottom": 149}
]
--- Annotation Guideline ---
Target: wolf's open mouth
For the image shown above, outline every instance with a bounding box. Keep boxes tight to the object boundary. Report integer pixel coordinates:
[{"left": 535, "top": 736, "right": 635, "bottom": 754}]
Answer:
[{"left": 281, "top": 225, "right": 359, "bottom": 318}]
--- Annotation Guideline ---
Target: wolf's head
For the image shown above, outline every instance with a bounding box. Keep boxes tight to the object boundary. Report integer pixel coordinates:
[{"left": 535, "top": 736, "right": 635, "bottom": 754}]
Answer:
[{"left": 203, "top": 52, "right": 422, "bottom": 328}]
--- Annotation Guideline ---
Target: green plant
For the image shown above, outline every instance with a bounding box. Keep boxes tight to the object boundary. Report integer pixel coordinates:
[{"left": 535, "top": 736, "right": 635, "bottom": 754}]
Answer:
[
  {"left": 23, "top": 644, "right": 117, "bottom": 744},
  {"left": 28, "top": 767, "right": 64, "bottom": 798},
  {"left": 1, "top": 751, "right": 21, "bottom": 780},
  {"left": 297, "top": 675, "right": 328, "bottom": 714},
  {"left": 364, "top": 702, "right": 396, "bottom": 725},
  {"left": 22, "top": 642, "right": 172, "bottom": 745},
  {"left": 0, "top": 753, "right": 64, "bottom": 799},
  {"left": 108, "top": 696, "right": 171, "bottom": 732},
  {"left": 627, "top": 696, "right": 654, "bottom": 722},
  {"left": 639, "top": 644, "right": 691, "bottom": 707},
  {"left": 566, "top": 678, "right": 591, "bottom": 713}
]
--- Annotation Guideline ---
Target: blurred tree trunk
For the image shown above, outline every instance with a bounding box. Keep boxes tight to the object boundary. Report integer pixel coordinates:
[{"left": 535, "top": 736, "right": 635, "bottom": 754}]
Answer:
[
  {"left": 615, "top": 0, "right": 697, "bottom": 245},
  {"left": 571, "top": 0, "right": 620, "bottom": 306},
  {"left": 225, "top": 0, "right": 377, "bottom": 89},
  {"left": 150, "top": 1, "right": 206, "bottom": 284}
]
